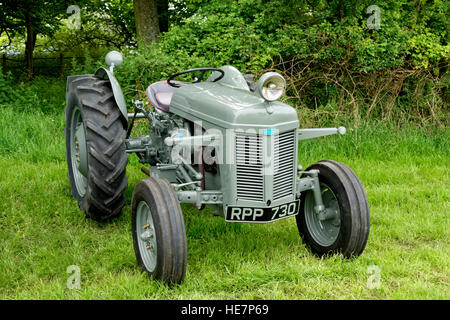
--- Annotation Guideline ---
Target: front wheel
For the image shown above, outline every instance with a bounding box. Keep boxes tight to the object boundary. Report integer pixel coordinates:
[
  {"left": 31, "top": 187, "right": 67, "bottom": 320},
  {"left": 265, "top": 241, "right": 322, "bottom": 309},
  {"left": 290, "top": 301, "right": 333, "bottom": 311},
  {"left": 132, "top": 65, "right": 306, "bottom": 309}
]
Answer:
[
  {"left": 296, "top": 160, "right": 370, "bottom": 258},
  {"left": 131, "top": 177, "right": 187, "bottom": 284}
]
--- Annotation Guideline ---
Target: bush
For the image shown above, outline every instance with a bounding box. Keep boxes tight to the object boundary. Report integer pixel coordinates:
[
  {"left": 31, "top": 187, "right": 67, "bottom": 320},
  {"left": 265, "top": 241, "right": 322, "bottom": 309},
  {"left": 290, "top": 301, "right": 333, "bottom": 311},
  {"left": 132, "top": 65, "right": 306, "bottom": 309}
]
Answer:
[
  {"left": 0, "top": 70, "right": 66, "bottom": 114},
  {"left": 115, "top": 0, "right": 448, "bottom": 126}
]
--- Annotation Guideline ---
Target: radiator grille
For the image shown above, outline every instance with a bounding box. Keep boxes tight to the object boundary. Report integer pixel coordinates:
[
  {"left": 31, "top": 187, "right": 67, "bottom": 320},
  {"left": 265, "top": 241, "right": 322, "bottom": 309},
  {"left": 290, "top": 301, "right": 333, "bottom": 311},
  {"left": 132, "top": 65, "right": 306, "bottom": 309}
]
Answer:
[
  {"left": 235, "top": 130, "right": 296, "bottom": 202},
  {"left": 273, "top": 130, "right": 295, "bottom": 200},
  {"left": 235, "top": 132, "right": 264, "bottom": 201}
]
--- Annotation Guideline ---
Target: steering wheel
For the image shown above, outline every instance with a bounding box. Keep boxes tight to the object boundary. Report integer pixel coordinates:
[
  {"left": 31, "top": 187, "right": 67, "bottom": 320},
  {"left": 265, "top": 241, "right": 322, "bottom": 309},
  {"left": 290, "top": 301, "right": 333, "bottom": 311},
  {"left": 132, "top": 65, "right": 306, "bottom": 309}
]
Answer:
[{"left": 167, "top": 68, "right": 225, "bottom": 88}]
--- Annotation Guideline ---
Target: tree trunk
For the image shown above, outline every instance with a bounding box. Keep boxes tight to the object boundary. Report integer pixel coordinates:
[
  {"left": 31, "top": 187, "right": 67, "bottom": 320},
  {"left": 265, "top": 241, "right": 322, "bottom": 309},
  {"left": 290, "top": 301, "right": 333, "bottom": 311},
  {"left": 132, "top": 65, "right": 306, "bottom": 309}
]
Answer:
[
  {"left": 133, "top": 0, "right": 160, "bottom": 46},
  {"left": 25, "top": 12, "right": 37, "bottom": 80}
]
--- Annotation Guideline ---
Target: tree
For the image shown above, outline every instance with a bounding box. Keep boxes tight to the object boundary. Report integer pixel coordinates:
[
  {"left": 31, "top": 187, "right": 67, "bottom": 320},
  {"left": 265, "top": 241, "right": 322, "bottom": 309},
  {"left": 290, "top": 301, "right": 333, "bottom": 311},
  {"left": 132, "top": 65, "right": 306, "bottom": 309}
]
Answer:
[
  {"left": 50, "top": 0, "right": 137, "bottom": 51},
  {"left": 0, "top": 0, "right": 82, "bottom": 79},
  {"left": 133, "top": 0, "right": 160, "bottom": 45}
]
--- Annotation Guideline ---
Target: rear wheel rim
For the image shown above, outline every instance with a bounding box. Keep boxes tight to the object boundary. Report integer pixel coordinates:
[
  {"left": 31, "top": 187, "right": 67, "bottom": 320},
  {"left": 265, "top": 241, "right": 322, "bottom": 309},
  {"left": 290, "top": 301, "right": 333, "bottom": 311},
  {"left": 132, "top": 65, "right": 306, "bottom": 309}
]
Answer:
[
  {"left": 136, "top": 201, "right": 158, "bottom": 272},
  {"left": 304, "top": 183, "right": 341, "bottom": 247},
  {"left": 70, "top": 106, "right": 88, "bottom": 196}
]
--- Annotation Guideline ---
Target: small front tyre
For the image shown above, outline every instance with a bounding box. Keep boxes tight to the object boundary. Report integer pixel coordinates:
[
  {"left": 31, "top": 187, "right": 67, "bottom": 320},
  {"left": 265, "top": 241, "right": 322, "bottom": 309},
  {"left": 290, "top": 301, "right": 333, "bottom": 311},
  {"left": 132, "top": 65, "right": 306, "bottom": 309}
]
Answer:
[
  {"left": 131, "top": 177, "right": 187, "bottom": 284},
  {"left": 296, "top": 160, "right": 370, "bottom": 258}
]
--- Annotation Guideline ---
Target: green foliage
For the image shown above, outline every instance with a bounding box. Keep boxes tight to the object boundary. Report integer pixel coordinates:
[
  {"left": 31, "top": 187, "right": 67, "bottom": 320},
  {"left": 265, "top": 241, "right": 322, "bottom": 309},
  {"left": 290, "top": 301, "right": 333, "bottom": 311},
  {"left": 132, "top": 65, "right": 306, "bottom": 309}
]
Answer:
[
  {"left": 0, "top": 70, "right": 66, "bottom": 113},
  {"left": 0, "top": 68, "right": 14, "bottom": 102},
  {"left": 0, "top": 0, "right": 79, "bottom": 39},
  {"left": 407, "top": 32, "right": 450, "bottom": 69},
  {"left": 48, "top": 0, "right": 136, "bottom": 52},
  {"left": 66, "top": 52, "right": 104, "bottom": 76},
  {"left": 2, "top": 0, "right": 448, "bottom": 124},
  {"left": 116, "top": 0, "right": 448, "bottom": 125}
]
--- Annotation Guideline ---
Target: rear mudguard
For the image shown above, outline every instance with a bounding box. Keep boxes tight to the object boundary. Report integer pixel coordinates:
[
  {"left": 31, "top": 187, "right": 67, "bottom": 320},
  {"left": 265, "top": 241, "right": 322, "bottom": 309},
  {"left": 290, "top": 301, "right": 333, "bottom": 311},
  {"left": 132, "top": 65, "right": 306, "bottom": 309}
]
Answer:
[
  {"left": 95, "top": 67, "right": 128, "bottom": 124},
  {"left": 66, "top": 68, "right": 128, "bottom": 127}
]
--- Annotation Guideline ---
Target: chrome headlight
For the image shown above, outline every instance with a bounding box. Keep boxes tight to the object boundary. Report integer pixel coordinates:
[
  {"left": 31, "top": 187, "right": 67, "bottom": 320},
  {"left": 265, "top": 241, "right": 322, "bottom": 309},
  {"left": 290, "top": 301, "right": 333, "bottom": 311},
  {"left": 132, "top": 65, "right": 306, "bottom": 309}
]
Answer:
[{"left": 256, "top": 72, "right": 286, "bottom": 101}]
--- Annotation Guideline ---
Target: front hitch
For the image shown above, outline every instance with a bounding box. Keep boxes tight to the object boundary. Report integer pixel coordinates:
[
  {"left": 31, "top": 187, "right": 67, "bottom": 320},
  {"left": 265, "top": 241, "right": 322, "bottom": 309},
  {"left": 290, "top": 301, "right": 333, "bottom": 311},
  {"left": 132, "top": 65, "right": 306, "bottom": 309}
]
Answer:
[
  {"left": 297, "top": 127, "right": 346, "bottom": 141},
  {"left": 295, "top": 126, "right": 346, "bottom": 221}
]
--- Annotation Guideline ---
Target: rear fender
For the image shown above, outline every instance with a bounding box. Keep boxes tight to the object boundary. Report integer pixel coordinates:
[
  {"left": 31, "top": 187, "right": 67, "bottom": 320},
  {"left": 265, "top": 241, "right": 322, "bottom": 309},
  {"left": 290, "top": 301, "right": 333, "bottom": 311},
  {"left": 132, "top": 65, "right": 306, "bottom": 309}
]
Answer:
[
  {"left": 95, "top": 67, "right": 128, "bottom": 124},
  {"left": 66, "top": 70, "right": 128, "bottom": 127}
]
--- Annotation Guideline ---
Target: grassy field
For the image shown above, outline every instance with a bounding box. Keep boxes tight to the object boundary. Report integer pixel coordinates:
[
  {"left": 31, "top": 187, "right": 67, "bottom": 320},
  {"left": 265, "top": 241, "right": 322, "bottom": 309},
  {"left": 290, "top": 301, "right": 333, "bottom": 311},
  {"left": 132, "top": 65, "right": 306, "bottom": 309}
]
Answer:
[{"left": 0, "top": 80, "right": 449, "bottom": 299}]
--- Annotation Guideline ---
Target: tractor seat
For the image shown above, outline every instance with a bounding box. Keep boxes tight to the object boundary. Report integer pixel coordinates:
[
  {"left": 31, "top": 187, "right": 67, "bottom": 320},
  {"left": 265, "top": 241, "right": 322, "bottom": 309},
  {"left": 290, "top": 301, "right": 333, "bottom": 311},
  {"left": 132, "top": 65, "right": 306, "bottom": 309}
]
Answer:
[{"left": 145, "top": 81, "right": 177, "bottom": 113}]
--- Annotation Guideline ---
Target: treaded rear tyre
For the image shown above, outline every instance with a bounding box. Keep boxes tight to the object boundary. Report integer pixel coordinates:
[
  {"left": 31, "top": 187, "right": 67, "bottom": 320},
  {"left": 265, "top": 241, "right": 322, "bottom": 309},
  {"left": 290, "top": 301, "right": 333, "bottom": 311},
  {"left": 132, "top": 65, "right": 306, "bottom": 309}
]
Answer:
[
  {"left": 131, "top": 177, "right": 187, "bottom": 285},
  {"left": 65, "top": 75, "right": 128, "bottom": 222},
  {"left": 296, "top": 160, "right": 370, "bottom": 258}
]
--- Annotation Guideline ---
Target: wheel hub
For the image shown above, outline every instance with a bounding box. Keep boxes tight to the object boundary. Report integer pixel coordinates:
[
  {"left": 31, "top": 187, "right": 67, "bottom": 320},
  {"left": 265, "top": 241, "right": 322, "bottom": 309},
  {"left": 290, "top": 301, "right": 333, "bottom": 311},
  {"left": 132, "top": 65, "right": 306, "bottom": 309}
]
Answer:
[
  {"left": 304, "top": 183, "right": 341, "bottom": 247},
  {"left": 74, "top": 122, "right": 88, "bottom": 177},
  {"left": 136, "top": 201, "right": 158, "bottom": 272},
  {"left": 70, "top": 106, "right": 88, "bottom": 196}
]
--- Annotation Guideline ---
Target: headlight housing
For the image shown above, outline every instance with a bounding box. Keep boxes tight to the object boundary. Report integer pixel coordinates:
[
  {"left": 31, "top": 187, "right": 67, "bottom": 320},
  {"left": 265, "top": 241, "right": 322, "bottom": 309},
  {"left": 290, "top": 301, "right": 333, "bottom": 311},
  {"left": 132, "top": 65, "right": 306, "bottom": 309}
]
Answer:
[{"left": 256, "top": 72, "right": 286, "bottom": 101}]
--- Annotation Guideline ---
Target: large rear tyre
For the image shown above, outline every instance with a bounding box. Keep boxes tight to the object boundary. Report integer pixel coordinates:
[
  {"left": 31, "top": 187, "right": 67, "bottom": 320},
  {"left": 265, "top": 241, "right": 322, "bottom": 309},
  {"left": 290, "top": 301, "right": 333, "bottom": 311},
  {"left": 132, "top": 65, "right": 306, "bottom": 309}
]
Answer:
[
  {"left": 131, "top": 177, "right": 187, "bottom": 285},
  {"left": 65, "top": 75, "right": 128, "bottom": 222},
  {"left": 296, "top": 160, "right": 370, "bottom": 258}
]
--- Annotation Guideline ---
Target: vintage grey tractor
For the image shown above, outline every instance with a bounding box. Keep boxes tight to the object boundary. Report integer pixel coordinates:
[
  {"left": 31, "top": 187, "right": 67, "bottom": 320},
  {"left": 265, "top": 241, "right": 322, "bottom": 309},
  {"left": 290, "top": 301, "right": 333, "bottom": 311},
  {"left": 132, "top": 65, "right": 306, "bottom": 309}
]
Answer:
[{"left": 65, "top": 51, "right": 370, "bottom": 284}]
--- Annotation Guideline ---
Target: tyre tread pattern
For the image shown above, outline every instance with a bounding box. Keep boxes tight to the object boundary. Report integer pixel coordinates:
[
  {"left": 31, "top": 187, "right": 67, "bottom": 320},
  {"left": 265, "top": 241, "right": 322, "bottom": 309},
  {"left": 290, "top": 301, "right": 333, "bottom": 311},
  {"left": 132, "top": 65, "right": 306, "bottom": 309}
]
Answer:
[
  {"left": 297, "top": 160, "right": 370, "bottom": 258},
  {"left": 65, "top": 75, "right": 128, "bottom": 222}
]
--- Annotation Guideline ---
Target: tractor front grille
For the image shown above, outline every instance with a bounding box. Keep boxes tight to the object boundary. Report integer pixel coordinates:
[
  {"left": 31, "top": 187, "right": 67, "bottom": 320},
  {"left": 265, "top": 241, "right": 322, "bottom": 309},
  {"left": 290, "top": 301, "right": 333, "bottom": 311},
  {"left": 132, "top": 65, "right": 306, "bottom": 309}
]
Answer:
[
  {"left": 235, "top": 132, "right": 264, "bottom": 201},
  {"left": 235, "top": 130, "right": 296, "bottom": 203},
  {"left": 273, "top": 130, "right": 296, "bottom": 200}
]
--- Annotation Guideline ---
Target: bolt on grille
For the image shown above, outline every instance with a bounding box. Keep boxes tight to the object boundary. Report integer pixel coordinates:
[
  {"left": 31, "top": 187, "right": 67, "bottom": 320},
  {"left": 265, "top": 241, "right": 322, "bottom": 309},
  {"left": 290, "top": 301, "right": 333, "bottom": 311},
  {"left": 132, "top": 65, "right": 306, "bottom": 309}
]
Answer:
[
  {"left": 273, "top": 130, "right": 295, "bottom": 200},
  {"left": 235, "top": 132, "right": 264, "bottom": 201},
  {"left": 235, "top": 130, "right": 296, "bottom": 202}
]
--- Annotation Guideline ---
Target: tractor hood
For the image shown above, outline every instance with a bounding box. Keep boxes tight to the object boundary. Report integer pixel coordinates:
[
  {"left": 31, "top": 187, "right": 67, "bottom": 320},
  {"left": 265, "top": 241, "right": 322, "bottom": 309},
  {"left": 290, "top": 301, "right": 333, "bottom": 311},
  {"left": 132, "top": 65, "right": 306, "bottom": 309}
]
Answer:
[{"left": 170, "top": 82, "right": 299, "bottom": 130}]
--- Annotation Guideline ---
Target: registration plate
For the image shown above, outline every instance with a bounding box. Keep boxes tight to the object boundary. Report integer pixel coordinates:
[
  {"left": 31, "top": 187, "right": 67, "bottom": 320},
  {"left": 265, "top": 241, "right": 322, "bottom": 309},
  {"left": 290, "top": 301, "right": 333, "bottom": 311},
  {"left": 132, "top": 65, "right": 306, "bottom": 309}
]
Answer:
[{"left": 225, "top": 200, "right": 300, "bottom": 223}]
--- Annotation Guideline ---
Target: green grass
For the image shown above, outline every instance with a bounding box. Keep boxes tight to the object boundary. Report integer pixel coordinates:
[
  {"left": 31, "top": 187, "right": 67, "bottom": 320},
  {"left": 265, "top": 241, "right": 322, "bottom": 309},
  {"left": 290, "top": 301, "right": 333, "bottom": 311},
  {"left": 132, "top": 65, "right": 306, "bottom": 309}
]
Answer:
[{"left": 0, "top": 88, "right": 449, "bottom": 299}]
